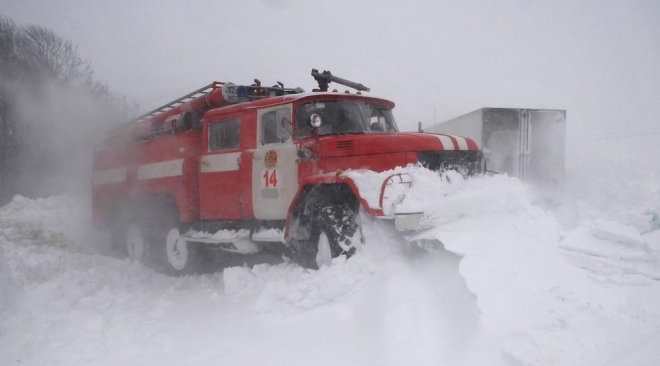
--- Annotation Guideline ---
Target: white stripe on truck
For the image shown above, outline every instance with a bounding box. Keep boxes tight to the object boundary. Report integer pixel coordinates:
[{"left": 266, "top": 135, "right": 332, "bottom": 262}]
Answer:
[
  {"left": 432, "top": 134, "right": 470, "bottom": 150},
  {"left": 92, "top": 166, "right": 128, "bottom": 185},
  {"left": 137, "top": 159, "right": 184, "bottom": 180},
  {"left": 200, "top": 152, "right": 241, "bottom": 173},
  {"left": 434, "top": 135, "right": 455, "bottom": 150},
  {"left": 449, "top": 135, "right": 469, "bottom": 150}
]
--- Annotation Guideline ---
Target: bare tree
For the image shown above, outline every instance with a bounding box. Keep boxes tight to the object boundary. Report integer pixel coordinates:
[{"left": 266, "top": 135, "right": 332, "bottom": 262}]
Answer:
[
  {"left": 0, "top": 15, "right": 136, "bottom": 204},
  {"left": 19, "top": 25, "right": 93, "bottom": 84},
  {"left": 0, "top": 16, "right": 20, "bottom": 204},
  {"left": 0, "top": 16, "right": 19, "bottom": 77}
]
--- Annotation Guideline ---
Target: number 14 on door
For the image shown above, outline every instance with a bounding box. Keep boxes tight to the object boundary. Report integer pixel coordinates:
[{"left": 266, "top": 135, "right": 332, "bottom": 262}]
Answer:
[{"left": 262, "top": 169, "right": 279, "bottom": 188}]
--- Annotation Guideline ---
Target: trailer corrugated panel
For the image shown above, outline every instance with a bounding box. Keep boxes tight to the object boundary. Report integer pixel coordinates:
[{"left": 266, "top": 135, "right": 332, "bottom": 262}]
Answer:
[{"left": 431, "top": 108, "right": 566, "bottom": 193}]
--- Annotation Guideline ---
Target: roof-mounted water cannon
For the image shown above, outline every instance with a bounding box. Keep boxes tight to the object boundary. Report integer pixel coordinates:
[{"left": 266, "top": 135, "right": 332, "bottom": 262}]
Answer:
[{"left": 311, "top": 69, "right": 370, "bottom": 92}]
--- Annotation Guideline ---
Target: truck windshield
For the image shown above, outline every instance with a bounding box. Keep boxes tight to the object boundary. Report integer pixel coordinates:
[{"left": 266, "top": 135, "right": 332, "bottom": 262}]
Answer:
[{"left": 295, "top": 101, "right": 398, "bottom": 138}]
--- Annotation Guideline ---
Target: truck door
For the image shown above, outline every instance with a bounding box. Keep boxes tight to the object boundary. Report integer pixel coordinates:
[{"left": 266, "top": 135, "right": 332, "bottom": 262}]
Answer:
[
  {"left": 252, "top": 104, "right": 298, "bottom": 220},
  {"left": 199, "top": 116, "right": 242, "bottom": 219}
]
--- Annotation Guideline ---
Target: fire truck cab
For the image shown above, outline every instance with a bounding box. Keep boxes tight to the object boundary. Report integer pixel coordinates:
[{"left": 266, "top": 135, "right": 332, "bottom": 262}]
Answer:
[{"left": 92, "top": 70, "right": 484, "bottom": 273}]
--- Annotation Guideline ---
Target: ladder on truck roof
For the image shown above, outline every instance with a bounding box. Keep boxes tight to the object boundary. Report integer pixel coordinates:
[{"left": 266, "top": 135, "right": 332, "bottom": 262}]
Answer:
[
  {"left": 131, "top": 81, "right": 304, "bottom": 124},
  {"left": 132, "top": 82, "right": 221, "bottom": 124}
]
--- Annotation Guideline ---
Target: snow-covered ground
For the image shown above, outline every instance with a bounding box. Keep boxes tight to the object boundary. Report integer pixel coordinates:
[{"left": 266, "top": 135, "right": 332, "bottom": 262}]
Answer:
[{"left": 1, "top": 137, "right": 660, "bottom": 366}]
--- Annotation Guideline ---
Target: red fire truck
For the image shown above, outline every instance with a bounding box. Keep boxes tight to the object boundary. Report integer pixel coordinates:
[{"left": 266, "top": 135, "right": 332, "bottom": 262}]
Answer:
[{"left": 92, "top": 70, "right": 484, "bottom": 273}]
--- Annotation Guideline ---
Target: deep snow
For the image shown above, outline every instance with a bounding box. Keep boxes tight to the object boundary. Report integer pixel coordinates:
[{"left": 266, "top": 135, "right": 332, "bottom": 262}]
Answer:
[{"left": 1, "top": 137, "right": 660, "bottom": 365}]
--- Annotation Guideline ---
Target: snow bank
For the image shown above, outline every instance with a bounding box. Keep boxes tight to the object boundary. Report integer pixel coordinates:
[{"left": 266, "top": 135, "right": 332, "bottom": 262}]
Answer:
[
  {"left": 0, "top": 193, "right": 502, "bottom": 366},
  {"left": 425, "top": 212, "right": 660, "bottom": 366},
  {"left": 2, "top": 162, "right": 660, "bottom": 365},
  {"left": 380, "top": 159, "right": 660, "bottom": 365},
  {"left": 0, "top": 194, "right": 96, "bottom": 252},
  {"left": 560, "top": 223, "right": 660, "bottom": 284},
  {"left": 219, "top": 168, "right": 660, "bottom": 365},
  {"left": 589, "top": 218, "right": 650, "bottom": 249},
  {"left": 0, "top": 194, "right": 97, "bottom": 313},
  {"left": 0, "top": 237, "right": 17, "bottom": 312},
  {"left": 0, "top": 237, "right": 231, "bottom": 366},
  {"left": 223, "top": 254, "right": 376, "bottom": 315}
]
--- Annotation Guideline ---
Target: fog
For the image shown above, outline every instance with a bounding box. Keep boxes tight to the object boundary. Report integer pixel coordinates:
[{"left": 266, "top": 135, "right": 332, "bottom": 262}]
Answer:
[
  {"left": 2, "top": 2, "right": 660, "bottom": 364},
  {"left": 10, "top": 80, "right": 124, "bottom": 197},
  {"left": 4, "top": 0, "right": 659, "bottom": 138}
]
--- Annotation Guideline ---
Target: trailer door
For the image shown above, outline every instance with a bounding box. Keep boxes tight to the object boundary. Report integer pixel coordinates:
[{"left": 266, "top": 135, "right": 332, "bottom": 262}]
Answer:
[
  {"left": 527, "top": 110, "right": 566, "bottom": 192},
  {"left": 482, "top": 108, "right": 522, "bottom": 177}
]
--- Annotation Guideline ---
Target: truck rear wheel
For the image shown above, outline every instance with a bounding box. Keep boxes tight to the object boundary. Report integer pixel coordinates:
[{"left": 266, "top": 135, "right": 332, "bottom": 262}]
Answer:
[
  {"left": 125, "top": 220, "right": 198, "bottom": 274},
  {"left": 126, "top": 224, "right": 147, "bottom": 263},
  {"left": 121, "top": 198, "right": 205, "bottom": 275},
  {"left": 107, "top": 205, "right": 129, "bottom": 258},
  {"left": 163, "top": 227, "right": 201, "bottom": 274},
  {"left": 149, "top": 215, "right": 203, "bottom": 276}
]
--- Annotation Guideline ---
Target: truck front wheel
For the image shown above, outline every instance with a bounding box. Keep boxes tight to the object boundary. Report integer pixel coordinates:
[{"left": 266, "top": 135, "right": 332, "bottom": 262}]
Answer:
[
  {"left": 314, "top": 231, "right": 333, "bottom": 268},
  {"left": 291, "top": 204, "right": 362, "bottom": 270}
]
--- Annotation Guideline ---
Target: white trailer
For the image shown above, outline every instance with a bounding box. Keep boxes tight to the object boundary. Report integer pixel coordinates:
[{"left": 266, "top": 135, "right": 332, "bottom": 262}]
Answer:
[{"left": 429, "top": 108, "right": 566, "bottom": 193}]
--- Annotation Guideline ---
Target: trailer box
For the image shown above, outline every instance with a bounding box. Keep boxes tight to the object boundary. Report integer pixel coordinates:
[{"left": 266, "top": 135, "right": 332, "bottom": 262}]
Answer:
[{"left": 430, "top": 108, "right": 566, "bottom": 192}]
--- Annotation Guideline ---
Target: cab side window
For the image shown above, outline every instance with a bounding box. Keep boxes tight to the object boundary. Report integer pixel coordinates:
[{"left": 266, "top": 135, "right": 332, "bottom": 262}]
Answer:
[
  {"left": 261, "top": 107, "right": 291, "bottom": 145},
  {"left": 209, "top": 118, "right": 239, "bottom": 151}
]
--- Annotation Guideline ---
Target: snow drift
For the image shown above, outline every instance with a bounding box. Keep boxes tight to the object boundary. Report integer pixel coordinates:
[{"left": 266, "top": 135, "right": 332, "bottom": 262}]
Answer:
[{"left": 1, "top": 160, "right": 660, "bottom": 365}]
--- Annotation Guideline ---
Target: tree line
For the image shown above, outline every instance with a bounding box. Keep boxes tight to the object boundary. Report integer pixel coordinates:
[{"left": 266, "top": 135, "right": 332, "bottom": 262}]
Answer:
[{"left": 0, "top": 15, "right": 136, "bottom": 205}]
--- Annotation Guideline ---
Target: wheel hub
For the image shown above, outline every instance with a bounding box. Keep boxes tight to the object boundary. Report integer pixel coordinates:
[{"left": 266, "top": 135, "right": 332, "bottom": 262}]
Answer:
[{"left": 166, "top": 228, "right": 188, "bottom": 271}]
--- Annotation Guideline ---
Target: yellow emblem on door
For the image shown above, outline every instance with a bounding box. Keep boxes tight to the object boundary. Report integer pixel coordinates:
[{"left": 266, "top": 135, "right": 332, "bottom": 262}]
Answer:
[{"left": 264, "top": 150, "right": 278, "bottom": 168}]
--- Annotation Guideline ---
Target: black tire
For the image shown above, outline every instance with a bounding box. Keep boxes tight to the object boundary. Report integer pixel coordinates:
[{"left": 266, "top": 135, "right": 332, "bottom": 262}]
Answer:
[{"left": 289, "top": 204, "right": 362, "bottom": 270}]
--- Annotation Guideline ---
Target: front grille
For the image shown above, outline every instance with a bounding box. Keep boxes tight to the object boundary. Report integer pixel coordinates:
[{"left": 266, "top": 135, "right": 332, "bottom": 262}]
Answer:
[
  {"left": 335, "top": 140, "right": 355, "bottom": 150},
  {"left": 417, "top": 150, "right": 484, "bottom": 176}
]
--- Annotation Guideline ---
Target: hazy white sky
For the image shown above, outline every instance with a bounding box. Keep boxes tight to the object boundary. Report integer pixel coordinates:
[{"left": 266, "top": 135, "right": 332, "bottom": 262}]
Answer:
[{"left": 3, "top": 0, "right": 659, "bottom": 136}]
